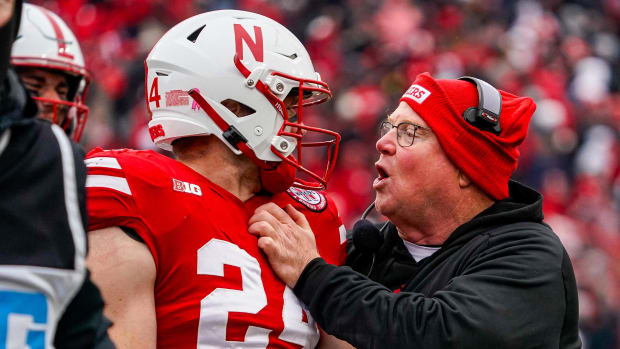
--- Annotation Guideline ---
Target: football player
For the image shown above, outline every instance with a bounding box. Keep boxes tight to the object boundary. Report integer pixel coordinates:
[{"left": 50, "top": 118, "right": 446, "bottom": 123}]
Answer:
[
  {"left": 11, "top": 2, "right": 89, "bottom": 142},
  {"left": 85, "top": 10, "right": 351, "bottom": 349}
]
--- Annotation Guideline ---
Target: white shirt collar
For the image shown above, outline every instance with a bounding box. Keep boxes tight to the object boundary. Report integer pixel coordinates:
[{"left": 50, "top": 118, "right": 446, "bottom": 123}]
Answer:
[{"left": 401, "top": 238, "right": 441, "bottom": 262}]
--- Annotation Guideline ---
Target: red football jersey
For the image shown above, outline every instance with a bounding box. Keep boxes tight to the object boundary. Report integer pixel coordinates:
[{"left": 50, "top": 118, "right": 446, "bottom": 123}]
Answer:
[{"left": 85, "top": 148, "right": 346, "bottom": 349}]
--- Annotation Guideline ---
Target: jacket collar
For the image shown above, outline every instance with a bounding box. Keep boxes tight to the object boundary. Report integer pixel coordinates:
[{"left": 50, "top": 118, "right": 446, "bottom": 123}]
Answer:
[{"left": 443, "top": 180, "right": 544, "bottom": 247}]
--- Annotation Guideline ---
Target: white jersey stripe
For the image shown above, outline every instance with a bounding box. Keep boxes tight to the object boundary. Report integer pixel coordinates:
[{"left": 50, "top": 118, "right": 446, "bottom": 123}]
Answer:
[
  {"left": 338, "top": 224, "right": 347, "bottom": 244},
  {"left": 85, "top": 156, "right": 122, "bottom": 169},
  {"left": 50, "top": 125, "right": 86, "bottom": 264},
  {"left": 86, "top": 174, "right": 132, "bottom": 195},
  {"left": 0, "top": 129, "right": 10, "bottom": 156},
  {"left": 50, "top": 124, "right": 87, "bottom": 321}
]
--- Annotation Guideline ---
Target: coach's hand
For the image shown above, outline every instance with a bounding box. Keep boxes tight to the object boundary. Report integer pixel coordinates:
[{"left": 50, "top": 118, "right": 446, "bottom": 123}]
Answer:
[{"left": 249, "top": 203, "right": 320, "bottom": 288}]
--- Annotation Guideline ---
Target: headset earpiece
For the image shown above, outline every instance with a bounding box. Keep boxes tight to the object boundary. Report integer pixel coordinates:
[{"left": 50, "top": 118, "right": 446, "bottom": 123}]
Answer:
[{"left": 458, "top": 76, "right": 502, "bottom": 136}]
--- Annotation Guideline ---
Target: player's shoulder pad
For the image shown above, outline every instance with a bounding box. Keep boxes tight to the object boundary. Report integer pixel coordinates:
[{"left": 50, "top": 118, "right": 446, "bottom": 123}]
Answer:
[
  {"left": 86, "top": 147, "right": 158, "bottom": 161},
  {"left": 85, "top": 148, "right": 175, "bottom": 195},
  {"left": 86, "top": 148, "right": 170, "bottom": 172},
  {"left": 285, "top": 187, "right": 330, "bottom": 213}
]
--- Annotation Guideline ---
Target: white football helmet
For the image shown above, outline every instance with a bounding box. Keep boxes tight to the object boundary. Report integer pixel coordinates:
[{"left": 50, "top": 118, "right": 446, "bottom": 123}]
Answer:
[
  {"left": 145, "top": 10, "right": 340, "bottom": 191},
  {"left": 11, "top": 3, "right": 89, "bottom": 141}
]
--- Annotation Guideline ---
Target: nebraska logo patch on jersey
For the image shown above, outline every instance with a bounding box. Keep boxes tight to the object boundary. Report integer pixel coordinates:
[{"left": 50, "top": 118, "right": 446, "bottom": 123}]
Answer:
[
  {"left": 402, "top": 84, "right": 431, "bottom": 104},
  {"left": 286, "top": 187, "right": 327, "bottom": 212},
  {"left": 172, "top": 178, "right": 202, "bottom": 196}
]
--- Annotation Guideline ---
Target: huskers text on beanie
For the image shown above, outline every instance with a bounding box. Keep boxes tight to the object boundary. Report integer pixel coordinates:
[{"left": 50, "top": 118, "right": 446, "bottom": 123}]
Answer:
[{"left": 399, "top": 72, "right": 536, "bottom": 200}]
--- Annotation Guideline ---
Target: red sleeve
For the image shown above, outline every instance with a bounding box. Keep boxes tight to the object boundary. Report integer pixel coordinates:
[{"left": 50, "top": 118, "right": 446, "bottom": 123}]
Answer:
[{"left": 84, "top": 149, "right": 160, "bottom": 268}]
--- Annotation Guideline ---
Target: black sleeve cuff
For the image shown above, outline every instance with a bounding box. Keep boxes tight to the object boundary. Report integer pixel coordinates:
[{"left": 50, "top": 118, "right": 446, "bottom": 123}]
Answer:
[{"left": 293, "top": 257, "right": 338, "bottom": 305}]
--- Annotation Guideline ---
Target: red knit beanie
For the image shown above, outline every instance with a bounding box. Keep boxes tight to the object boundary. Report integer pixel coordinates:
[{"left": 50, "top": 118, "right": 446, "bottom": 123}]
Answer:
[{"left": 399, "top": 72, "right": 536, "bottom": 200}]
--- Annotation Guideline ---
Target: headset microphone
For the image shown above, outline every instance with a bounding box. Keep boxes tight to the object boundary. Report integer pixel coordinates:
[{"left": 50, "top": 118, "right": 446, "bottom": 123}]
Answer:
[
  {"left": 351, "top": 202, "right": 387, "bottom": 276},
  {"left": 352, "top": 203, "right": 384, "bottom": 254}
]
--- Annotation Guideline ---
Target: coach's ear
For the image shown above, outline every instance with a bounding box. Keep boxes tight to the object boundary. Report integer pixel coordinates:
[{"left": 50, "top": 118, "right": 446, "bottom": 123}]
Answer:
[{"left": 458, "top": 170, "right": 472, "bottom": 188}]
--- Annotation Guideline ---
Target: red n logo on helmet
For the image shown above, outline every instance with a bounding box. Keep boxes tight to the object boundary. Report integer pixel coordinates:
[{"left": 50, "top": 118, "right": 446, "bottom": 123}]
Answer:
[{"left": 234, "top": 24, "right": 264, "bottom": 62}]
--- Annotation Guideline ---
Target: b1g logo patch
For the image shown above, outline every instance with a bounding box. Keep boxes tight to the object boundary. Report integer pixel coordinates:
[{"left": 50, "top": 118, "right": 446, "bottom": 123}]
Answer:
[
  {"left": 172, "top": 178, "right": 202, "bottom": 196},
  {"left": 286, "top": 187, "right": 327, "bottom": 212}
]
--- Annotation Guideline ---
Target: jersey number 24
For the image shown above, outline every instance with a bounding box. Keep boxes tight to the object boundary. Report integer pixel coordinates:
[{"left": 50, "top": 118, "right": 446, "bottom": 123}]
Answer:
[{"left": 197, "top": 239, "right": 318, "bottom": 348}]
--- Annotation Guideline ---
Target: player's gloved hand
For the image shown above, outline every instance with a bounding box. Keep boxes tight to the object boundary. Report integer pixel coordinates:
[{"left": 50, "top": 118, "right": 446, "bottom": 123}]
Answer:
[{"left": 248, "top": 203, "right": 320, "bottom": 288}]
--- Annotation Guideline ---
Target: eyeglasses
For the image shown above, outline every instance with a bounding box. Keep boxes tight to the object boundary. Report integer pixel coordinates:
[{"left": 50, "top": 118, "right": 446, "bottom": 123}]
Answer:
[{"left": 378, "top": 121, "right": 431, "bottom": 147}]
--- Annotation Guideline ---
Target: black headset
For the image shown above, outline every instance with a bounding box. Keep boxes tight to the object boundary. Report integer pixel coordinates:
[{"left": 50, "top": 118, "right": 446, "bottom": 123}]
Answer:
[
  {"left": 349, "top": 76, "right": 503, "bottom": 275},
  {"left": 458, "top": 76, "right": 503, "bottom": 135}
]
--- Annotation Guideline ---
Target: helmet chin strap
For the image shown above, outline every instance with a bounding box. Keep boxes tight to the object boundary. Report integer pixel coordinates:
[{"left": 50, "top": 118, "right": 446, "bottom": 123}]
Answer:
[
  {"left": 189, "top": 51, "right": 342, "bottom": 194},
  {"left": 259, "top": 159, "right": 296, "bottom": 194},
  {"left": 187, "top": 88, "right": 296, "bottom": 194}
]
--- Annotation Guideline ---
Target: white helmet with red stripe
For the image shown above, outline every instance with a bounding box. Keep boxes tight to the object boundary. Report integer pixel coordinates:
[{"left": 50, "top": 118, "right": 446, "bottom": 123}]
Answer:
[
  {"left": 11, "top": 3, "right": 89, "bottom": 141},
  {"left": 145, "top": 10, "right": 340, "bottom": 191}
]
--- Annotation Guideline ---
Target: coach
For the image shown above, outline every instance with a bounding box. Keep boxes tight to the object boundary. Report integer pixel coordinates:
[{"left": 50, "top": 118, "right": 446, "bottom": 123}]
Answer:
[{"left": 249, "top": 72, "right": 581, "bottom": 348}]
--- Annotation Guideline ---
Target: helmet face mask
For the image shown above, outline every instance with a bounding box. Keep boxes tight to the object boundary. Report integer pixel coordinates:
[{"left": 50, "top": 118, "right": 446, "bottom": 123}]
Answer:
[
  {"left": 30, "top": 94, "right": 89, "bottom": 140},
  {"left": 261, "top": 72, "right": 340, "bottom": 189},
  {"left": 10, "top": 4, "right": 89, "bottom": 142},
  {"left": 146, "top": 10, "right": 340, "bottom": 191}
]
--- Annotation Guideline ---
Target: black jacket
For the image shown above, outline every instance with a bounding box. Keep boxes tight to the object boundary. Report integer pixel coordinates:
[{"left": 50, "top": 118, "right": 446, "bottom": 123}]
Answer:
[
  {"left": 0, "top": 69, "right": 115, "bottom": 349},
  {"left": 294, "top": 181, "right": 581, "bottom": 348}
]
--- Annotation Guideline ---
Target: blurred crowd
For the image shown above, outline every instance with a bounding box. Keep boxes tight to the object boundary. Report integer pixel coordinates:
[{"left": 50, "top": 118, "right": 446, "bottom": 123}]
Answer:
[{"left": 29, "top": 0, "right": 620, "bottom": 347}]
